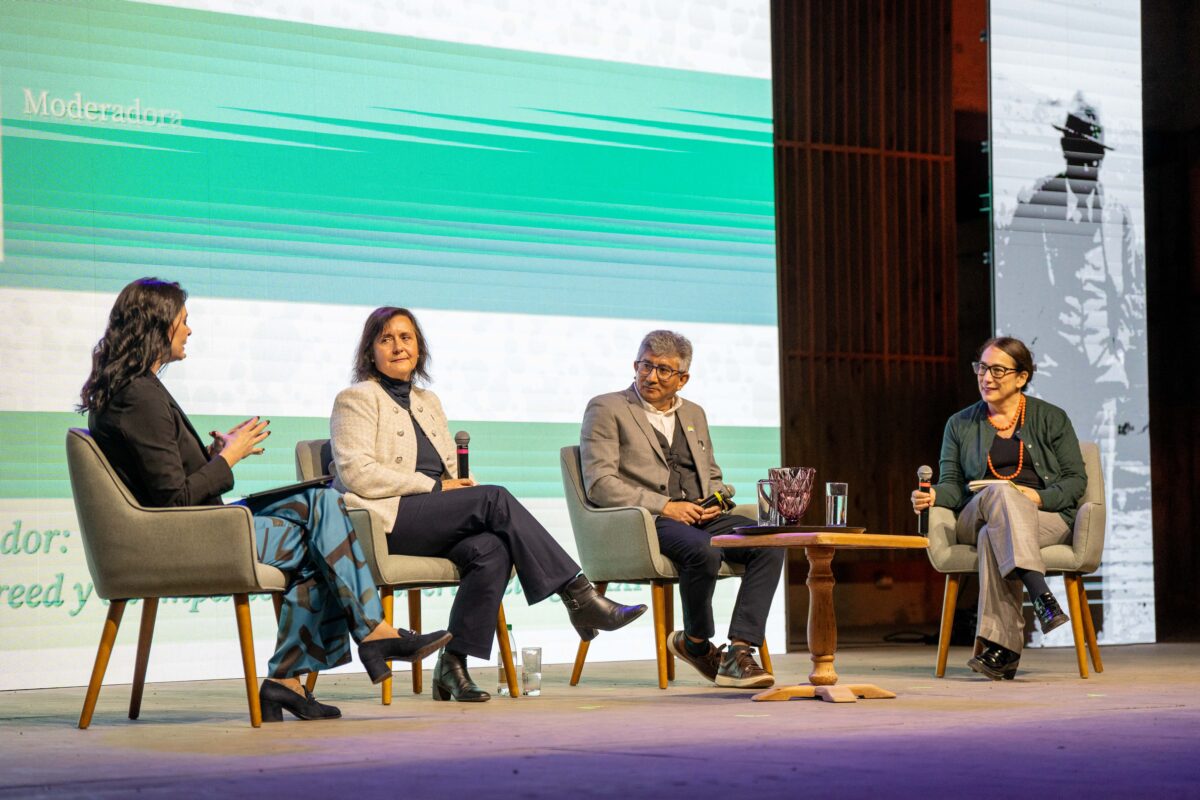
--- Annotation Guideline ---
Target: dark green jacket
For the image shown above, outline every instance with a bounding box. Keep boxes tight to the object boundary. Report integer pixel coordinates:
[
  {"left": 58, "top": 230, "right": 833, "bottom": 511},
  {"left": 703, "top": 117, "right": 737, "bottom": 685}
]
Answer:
[{"left": 932, "top": 395, "right": 1086, "bottom": 527}]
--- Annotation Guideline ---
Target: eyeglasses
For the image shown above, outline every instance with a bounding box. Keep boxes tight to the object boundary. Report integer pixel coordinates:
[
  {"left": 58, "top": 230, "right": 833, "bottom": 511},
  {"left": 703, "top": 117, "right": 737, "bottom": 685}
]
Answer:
[
  {"left": 971, "top": 361, "right": 1021, "bottom": 380},
  {"left": 636, "top": 360, "right": 686, "bottom": 381}
]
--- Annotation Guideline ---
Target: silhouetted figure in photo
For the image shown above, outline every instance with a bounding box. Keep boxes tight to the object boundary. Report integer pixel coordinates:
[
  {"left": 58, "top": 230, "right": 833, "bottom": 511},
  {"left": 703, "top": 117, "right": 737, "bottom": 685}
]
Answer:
[{"left": 997, "top": 92, "right": 1146, "bottom": 455}]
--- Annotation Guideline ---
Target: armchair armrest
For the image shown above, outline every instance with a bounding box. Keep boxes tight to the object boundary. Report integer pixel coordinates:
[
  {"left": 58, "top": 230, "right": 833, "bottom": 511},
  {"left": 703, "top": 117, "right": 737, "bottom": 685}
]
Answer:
[
  {"left": 924, "top": 506, "right": 958, "bottom": 571},
  {"left": 569, "top": 503, "right": 666, "bottom": 583},
  {"left": 84, "top": 503, "right": 263, "bottom": 600},
  {"left": 347, "top": 507, "right": 386, "bottom": 586},
  {"left": 729, "top": 503, "right": 756, "bottom": 522},
  {"left": 1070, "top": 501, "right": 1106, "bottom": 574}
]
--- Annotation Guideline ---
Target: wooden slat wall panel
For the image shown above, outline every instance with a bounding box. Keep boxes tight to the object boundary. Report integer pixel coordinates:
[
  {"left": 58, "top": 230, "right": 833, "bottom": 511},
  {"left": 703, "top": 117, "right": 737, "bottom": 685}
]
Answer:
[{"left": 772, "top": 0, "right": 959, "bottom": 637}]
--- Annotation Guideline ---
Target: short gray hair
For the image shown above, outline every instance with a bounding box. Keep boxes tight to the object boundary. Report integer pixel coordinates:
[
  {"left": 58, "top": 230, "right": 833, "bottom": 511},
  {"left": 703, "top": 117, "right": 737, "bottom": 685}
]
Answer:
[{"left": 638, "top": 330, "right": 693, "bottom": 372}]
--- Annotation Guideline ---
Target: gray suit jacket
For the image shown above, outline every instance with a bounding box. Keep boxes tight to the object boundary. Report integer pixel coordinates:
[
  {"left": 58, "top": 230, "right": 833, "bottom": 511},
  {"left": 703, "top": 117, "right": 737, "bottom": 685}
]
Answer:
[{"left": 580, "top": 384, "right": 734, "bottom": 514}]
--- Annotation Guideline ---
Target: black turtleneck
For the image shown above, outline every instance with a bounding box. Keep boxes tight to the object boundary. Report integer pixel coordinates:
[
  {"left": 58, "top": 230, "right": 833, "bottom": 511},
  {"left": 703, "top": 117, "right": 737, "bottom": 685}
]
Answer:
[
  {"left": 378, "top": 376, "right": 445, "bottom": 483},
  {"left": 378, "top": 374, "right": 414, "bottom": 409}
]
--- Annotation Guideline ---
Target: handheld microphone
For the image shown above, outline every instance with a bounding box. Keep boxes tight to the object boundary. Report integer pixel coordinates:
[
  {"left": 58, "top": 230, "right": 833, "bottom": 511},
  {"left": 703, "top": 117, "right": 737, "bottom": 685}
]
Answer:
[
  {"left": 916, "top": 465, "right": 933, "bottom": 535},
  {"left": 455, "top": 430, "right": 470, "bottom": 479}
]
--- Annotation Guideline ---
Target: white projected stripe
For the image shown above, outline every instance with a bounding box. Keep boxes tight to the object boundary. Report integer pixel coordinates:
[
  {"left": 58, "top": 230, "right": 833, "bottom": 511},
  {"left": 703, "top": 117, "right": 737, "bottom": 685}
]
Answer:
[
  {"left": 133, "top": 0, "right": 772, "bottom": 79},
  {"left": 0, "top": 288, "right": 780, "bottom": 427}
]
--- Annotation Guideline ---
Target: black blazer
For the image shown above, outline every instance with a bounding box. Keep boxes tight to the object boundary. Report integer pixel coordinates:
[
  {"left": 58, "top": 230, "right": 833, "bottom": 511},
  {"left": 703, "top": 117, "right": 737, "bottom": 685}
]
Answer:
[{"left": 88, "top": 374, "right": 234, "bottom": 508}]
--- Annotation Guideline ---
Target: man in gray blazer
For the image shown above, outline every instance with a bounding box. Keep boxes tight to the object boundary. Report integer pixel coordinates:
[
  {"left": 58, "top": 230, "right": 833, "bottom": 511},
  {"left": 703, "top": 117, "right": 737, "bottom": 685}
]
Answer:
[{"left": 580, "top": 331, "right": 783, "bottom": 689}]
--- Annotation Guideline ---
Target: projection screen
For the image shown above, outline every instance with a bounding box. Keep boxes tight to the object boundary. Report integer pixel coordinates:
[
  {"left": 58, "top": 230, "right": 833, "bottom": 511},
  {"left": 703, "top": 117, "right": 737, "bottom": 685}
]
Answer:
[
  {"left": 0, "top": 0, "right": 779, "bottom": 689},
  {"left": 991, "top": 0, "right": 1153, "bottom": 647}
]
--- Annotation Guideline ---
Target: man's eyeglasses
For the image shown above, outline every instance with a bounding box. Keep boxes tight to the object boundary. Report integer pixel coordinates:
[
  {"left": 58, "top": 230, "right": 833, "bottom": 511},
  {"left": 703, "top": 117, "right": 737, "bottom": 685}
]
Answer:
[
  {"left": 971, "top": 361, "right": 1021, "bottom": 380},
  {"left": 636, "top": 360, "right": 686, "bottom": 381}
]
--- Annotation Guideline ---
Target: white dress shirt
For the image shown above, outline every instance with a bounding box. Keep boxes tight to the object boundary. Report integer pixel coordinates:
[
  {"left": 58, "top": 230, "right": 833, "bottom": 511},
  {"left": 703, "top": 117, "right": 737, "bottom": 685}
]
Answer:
[{"left": 634, "top": 386, "right": 684, "bottom": 446}]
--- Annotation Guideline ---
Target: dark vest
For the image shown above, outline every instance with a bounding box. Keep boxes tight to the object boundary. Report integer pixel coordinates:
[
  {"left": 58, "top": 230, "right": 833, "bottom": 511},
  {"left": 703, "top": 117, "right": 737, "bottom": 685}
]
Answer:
[{"left": 652, "top": 427, "right": 704, "bottom": 501}]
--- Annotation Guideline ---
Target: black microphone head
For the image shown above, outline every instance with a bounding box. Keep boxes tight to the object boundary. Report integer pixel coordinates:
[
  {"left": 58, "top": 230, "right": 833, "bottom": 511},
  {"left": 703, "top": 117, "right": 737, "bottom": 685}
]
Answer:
[
  {"left": 917, "top": 465, "right": 933, "bottom": 482},
  {"left": 455, "top": 430, "right": 470, "bottom": 447}
]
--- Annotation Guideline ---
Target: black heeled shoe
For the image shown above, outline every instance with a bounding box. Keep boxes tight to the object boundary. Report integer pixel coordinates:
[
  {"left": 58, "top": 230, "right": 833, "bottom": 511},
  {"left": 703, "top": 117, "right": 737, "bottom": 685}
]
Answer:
[
  {"left": 259, "top": 679, "right": 342, "bottom": 722},
  {"left": 431, "top": 649, "right": 490, "bottom": 702},
  {"left": 558, "top": 574, "right": 648, "bottom": 642},
  {"left": 967, "top": 642, "right": 1020, "bottom": 681},
  {"left": 1033, "top": 592, "right": 1070, "bottom": 635},
  {"left": 358, "top": 629, "right": 454, "bottom": 684}
]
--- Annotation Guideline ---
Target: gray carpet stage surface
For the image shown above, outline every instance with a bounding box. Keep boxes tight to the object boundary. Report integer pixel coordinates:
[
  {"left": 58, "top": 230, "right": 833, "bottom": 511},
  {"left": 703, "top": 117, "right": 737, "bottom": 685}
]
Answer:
[{"left": 2, "top": 643, "right": 1198, "bottom": 798}]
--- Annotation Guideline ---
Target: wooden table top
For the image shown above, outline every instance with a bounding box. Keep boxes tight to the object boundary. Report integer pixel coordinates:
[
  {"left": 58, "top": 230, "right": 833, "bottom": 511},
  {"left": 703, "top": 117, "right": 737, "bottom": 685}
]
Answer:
[{"left": 711, "top": 526, "right": 929, "bottom": 550}]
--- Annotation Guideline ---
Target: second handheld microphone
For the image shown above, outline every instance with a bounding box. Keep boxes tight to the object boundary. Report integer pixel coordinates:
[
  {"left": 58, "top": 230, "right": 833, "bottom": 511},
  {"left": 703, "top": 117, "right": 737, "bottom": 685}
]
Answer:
[
  {"left": 916, "top": 465, "right": 933, "bottom": 535},
  {"left": 455, "top": 430, "right": 470, "bottom": 479}
]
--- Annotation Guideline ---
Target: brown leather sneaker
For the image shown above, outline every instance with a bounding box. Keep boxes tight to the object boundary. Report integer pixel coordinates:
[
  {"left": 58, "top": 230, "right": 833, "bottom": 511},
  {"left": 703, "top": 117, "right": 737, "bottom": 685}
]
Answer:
[
  {"left": 715, "top": 644, "right": 774, "bottom": 689},
  {"left": 666, "top": 630, "right": 722, "bottom": 683}
]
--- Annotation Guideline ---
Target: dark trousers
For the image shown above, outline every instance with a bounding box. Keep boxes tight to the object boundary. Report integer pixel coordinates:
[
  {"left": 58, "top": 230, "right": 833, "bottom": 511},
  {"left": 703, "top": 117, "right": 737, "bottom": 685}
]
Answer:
[
  {"left": 655, "top": 513, "right": 784, "bottom": 646},
  {"left": 388, "top": 485, "right": 580, "bottom": 659}
]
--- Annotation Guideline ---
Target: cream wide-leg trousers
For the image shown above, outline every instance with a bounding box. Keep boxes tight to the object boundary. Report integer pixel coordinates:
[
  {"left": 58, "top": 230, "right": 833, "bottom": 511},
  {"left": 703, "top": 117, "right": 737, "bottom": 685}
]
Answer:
[{"left": 954, "top": 483, "right": 1071, "bottom": 654}]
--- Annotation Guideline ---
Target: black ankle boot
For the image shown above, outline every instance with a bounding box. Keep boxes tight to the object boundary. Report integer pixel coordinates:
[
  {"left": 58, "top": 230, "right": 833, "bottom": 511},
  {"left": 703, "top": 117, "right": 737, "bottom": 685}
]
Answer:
[
  {"left": 259, "top": 679, "right": 342, "bottom": 722},
  {"left": 558, "top": 575, "right": 648, "bottom": 642},
  {"left": 431, "top": 649, "right": 490, "bottom": 702},
  {"left": 358, "top": 629, "right": 454, "bottom": 684},
  {"left": 1033, "top": 592, "right": 1070, "bottom": 635},
  {"left": 967, "top": 642, "right": 1020, "bottom": 681}
]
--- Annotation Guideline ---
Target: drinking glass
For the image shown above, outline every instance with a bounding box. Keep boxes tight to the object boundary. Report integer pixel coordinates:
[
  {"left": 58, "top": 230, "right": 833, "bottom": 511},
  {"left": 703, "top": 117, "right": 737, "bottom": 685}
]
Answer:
[
  {"left": 767, "top": 467, "right": 816, "bottom": 525},
  {"left": 520, "top": 646, "right": 542, "bottom": 696},
  {"left": 756, "top": 479, "right": 777, "bottom": 526},
  {"left": 825, "top": 482, "right": 848, "bottom": 526}
]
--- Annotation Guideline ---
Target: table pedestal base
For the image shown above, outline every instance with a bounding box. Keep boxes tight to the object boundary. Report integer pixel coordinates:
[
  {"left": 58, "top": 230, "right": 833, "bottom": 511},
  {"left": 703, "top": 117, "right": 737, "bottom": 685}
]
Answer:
[{"left": 751, "top": 683, "right": 897, "bottom": 703}]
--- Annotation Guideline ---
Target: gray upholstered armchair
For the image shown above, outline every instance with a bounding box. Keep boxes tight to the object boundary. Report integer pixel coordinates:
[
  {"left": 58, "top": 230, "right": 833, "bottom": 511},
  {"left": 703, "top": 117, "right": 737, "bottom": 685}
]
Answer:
[
  {"left": 559, "top": 445, "right": 771, "bottom": 689},
  {"left": 67, "top": 429, "right": 287, "bottom": 728},
  {"left": 294, "top": 439, "right": 518, "bottom": 701},
  {"left": 926, "top": 440, "right": 1107, "bottom": 678}
]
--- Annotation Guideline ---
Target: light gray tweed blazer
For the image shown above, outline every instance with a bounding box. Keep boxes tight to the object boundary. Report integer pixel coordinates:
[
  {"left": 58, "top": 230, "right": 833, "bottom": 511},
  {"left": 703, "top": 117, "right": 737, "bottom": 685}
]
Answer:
[
  {"left": 330, "top": 380, "right": 459, "bottom": 533},
  {"left": 579, "top": 384, "right": 734, "bottom": 515}
]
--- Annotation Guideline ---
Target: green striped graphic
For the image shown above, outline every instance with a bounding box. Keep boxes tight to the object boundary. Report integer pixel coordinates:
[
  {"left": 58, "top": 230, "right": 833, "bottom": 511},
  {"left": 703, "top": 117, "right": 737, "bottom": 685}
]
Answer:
[
  {"left": 0, "top": 0, "right": 776, "bottom": 323},
  {"left": 4, "top": 412, "right": 780, "bottom": 502}
]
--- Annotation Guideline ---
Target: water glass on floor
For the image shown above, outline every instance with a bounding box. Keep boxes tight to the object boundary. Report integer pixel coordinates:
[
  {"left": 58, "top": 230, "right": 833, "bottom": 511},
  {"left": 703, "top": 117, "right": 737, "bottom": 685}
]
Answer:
[
  {"left": 825, "top": 482, "right": 848, "bottom": 526},
  {"left": 521, "top": 647, "right": 542, "bottom": 696}
]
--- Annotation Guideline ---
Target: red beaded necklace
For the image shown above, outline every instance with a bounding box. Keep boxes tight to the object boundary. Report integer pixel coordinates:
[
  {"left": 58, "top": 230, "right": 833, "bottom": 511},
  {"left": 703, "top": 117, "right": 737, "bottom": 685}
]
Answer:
[{"left": 986, "top": 394, "right": 1026, "bottom": 480}]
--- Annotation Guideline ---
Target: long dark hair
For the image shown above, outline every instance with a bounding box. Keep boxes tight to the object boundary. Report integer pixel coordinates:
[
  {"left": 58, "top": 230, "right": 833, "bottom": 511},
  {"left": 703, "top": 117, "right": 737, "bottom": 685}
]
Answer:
[
  {"left": 351, "top": 306, "right": 432, "bottom": 384},
  {"left": 78, "top": 278, "right": 188, "bottom": 413},
  {"left": 979, "top": 335, "right": 1036, "bottom": 390}
]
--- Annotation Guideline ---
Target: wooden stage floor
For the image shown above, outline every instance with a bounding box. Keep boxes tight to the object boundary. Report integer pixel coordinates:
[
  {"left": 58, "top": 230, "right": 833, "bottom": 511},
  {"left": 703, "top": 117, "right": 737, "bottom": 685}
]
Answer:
[{"left": 2, "top": 642, "right": 1198, "bottom": 798}]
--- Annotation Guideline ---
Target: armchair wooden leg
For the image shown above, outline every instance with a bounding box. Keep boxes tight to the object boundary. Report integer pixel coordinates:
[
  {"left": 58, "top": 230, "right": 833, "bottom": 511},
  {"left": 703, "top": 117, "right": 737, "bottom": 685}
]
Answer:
[
  {"left": 570, "top": 640, "right": 591, "bottom": 686},
  {"left": 1062, "top": 574, "right": 1090, "bottom": 678},
  {"left": 79, "top": 600, "right": 126, "bottom": 729},
  {"left": 935, "top": 574, "right": 962, "bottom": 678},
  {"left": 760, "top": 637, "right": 774, "bottom": 675},
  {"left": 1076, "top": 577, "right": 1103, "bottom": 673},
  {"left": 497, "top": 602, "right": 519, "bottom": 697},
  {"left": 651, "top": 581, "right": 668, "bottom": 690},
  {"left": 129, "top": 599, "right": 158, "bottom": 720},
  {"left": 664, "top": 585, "right": 675, "bottom": 681},
  {"left": 233, "top": 593, "right": 262, "bottom": 728},
  {"left": 380, "top": 588, "right": 395, "bottom": 704},
  {"left": 568, "top": 581, "right": 606, "bottom": 687},
  {"left": 404, "top": 589, "right": 421, "bottom": 697},
  {"left": 304, "top": 672, "right": 319, "bottom": 693}
]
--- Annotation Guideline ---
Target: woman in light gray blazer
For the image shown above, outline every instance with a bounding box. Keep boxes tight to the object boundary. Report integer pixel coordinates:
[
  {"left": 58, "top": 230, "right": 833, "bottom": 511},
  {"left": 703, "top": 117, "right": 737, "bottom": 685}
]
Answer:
[{"left": 330, "top": 306, "right": 646, "bottom": 703}]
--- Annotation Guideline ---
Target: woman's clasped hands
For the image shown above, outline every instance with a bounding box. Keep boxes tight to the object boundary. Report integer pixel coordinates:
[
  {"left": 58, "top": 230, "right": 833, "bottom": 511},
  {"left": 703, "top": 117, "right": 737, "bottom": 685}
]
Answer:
[{"left": 210, "top": 416, "right": 272, "bottom": 467}]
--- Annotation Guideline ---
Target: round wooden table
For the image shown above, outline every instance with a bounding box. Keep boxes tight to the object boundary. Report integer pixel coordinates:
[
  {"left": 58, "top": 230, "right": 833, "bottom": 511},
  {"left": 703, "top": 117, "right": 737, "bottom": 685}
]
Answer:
[{"left": 711, "top": 526, "right": 929, "bottom": 703}]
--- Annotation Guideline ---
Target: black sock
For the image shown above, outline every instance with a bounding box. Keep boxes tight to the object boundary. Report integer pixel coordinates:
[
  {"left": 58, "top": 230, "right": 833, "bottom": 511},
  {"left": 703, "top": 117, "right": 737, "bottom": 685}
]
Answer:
[
  {"left": 684, "top": 637, "right": 710, "bottom": 657},
  {"left": 1014, "top": 568, "right": 1051, "bottom": 599}
]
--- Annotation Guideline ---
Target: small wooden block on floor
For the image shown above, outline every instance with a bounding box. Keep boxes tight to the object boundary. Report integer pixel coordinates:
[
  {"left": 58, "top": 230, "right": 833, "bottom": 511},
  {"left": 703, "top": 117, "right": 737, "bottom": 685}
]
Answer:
[{"left": 751, "top": 683, "right": 897, "bottom": 703}]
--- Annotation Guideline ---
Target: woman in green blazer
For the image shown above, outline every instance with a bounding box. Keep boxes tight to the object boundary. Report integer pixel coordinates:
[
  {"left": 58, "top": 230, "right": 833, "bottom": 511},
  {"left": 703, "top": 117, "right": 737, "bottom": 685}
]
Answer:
[{"left": 911, "top": 337, "right": 1086, "bottom": 680}]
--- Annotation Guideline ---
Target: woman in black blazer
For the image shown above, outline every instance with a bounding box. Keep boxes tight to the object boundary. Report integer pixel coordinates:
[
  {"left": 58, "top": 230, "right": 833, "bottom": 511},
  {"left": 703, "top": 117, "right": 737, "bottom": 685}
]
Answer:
[{"left": 80, "top": 277, "right": 451, "bottom": 721}]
